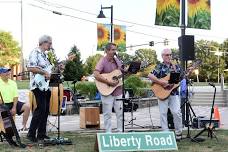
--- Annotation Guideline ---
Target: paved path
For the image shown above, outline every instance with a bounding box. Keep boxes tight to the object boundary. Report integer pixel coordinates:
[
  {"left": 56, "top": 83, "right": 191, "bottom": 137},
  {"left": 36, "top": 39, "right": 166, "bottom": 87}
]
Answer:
[
  {"left": 15, "top": 88, "right": 228, "bottom": 133},
  {"left": 15, "top": 105, "right": 228, "bottom": 133}
]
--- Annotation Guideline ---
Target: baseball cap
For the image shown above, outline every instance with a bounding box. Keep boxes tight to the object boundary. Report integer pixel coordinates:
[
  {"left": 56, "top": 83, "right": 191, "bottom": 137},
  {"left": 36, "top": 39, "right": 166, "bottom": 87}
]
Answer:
[{"left": 0, "top": 67, "right": 11, "bottom": 74}]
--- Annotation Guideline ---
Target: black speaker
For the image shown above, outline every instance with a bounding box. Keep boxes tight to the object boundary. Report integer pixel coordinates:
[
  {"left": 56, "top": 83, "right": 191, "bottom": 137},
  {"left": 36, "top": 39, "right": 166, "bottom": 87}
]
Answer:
[{"left": 178, "top": 35, "right": 195, "bottom": 60}]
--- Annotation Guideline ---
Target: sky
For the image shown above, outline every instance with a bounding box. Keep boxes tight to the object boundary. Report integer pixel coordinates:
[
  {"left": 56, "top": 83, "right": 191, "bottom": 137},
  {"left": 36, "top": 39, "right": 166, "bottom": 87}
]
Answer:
[{"left": 0, "top": 0, "right": 228, "bottom": 62}]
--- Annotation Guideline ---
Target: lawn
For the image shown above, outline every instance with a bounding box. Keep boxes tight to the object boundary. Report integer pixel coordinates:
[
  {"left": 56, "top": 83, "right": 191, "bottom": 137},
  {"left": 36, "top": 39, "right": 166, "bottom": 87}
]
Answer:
[
  {"left": 16, "top": 80, "right": 73, "bottom": 89},
  {"left": 1, "top": 130, "right": 228, "bottom": 152}
]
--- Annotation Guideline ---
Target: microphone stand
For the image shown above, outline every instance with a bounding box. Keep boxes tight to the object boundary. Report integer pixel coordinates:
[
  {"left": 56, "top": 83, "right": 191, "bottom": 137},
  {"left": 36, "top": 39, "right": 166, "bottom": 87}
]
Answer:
[
  {"left": 44, "top": 68, "right": 72, "bottom": 145},
  {"left": 115, "top": 53, "right": 142, "bottom": 132},
  {"left": 114, "top": 53, "right": 126, "bottom": 132},
  {"left": 193, "top": 83, "right": 218, "bottom": 141}
]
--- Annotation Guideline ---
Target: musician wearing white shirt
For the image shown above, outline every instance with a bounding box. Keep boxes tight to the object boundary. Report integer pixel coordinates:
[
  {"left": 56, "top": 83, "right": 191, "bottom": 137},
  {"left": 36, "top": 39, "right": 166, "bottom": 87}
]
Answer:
[{"left": 26, "top": 35, "right": 52, "bottom": 142}]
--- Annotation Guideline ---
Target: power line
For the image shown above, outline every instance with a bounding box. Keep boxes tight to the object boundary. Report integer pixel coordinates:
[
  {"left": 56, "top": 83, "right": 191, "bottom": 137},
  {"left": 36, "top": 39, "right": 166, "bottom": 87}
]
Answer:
[
  {"left": 32, "top": 0, "right": 180, "bottom": 32},
  {"left": 27, "top": 3, "right": 171, "bottom": 40},
  {"left": 31, "top": 0, "right": 228, "bottom": 41},
  {"left": 32, "top": 0, "right": 228, "bottom": 41},
  {"left": 0, "top": 0, "right": 20, "bottom": 3}
]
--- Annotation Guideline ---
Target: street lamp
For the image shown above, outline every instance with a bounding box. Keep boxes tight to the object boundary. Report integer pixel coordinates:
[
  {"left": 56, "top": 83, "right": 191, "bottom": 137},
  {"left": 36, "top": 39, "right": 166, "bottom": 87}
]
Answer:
[
  {"left": 214, "top": 51, "right": 223, "bottom": 83},
  {"left": 97, "top": 5, "right": 113, "bottom": 42},
  {"left": 194, "top": 69, "right": 199, "bottom": 83}
]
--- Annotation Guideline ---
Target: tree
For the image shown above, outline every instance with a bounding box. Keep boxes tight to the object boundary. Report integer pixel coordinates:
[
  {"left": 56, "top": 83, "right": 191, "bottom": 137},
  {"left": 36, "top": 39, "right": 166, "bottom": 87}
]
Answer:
[
  {"left": 63, "top": 45, "right": 84, "bottom": 81},
  {"left": 116, "top": 52, "right": 134, "bottom": 64},
  {"left": 135, "top": 48, "right": 158, "bottom": 65},
  {"left": 191, "top": 40, "right": 222, "bottom": 82},
  {"left": 0, "top": 31, "right": 20, "bottom": 67},
  {"left": 134, "top": 48, "right": 158, "bottom": 77},
  {"left": 84, "top": 54, "right": 103, "bottom": 75}
]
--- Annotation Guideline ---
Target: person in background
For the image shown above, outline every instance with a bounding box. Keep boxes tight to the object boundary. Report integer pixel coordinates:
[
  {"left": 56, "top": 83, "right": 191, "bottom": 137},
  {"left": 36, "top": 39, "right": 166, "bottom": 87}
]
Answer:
[
  {"left": 0, "top": 67, "right": 30, "bottom": 132},
  {"left": 180, "top": 66, "right": 194, "bottom": 127}
]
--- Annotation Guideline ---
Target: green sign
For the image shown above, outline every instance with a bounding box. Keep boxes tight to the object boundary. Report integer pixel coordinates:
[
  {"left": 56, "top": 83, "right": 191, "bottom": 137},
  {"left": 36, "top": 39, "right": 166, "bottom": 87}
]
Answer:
[{"left": 97, "top": 132, "right": 177, "bottom": 151}]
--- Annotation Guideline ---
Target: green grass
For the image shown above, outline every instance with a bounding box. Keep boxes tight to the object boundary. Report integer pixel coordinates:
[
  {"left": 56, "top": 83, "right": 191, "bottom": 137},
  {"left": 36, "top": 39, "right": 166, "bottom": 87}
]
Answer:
[
  {"left": 16, "top": 80, "right": 30, "bottom": 89},
  {"left": 1, "top": 130, "right": 228, "bottom": 152},
  {"left": 16, "top": 80, "right": 73, "bottom": 89}
]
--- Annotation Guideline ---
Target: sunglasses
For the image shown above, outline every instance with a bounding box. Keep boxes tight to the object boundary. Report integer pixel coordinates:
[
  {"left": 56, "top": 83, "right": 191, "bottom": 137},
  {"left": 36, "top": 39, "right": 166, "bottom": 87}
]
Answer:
[
  {"left": 44, "top": 41, "right": 52, "bottom": 45},
  {"left": 163, "top": 54, "right": 172, "bottom": 56}
]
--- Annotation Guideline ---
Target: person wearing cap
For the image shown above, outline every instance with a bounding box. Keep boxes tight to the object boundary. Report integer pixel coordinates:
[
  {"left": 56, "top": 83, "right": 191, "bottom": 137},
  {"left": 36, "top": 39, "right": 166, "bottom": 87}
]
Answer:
[
  {"left": 148, "top": 48, "right": 183, "bottom": 141},
  {"left": 0, "top": 67, "right": 30, "bottom": 132},
  {"left": 26, "top": 35, "right": 53, "bottom": 142}
]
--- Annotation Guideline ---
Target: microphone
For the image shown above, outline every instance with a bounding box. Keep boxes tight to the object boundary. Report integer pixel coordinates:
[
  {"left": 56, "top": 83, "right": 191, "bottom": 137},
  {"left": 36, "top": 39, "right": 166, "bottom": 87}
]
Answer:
[
  {"left": 208, "top": 82, "right": 215, "bottom": 87},
  {"left": 49, "top": 47, "right": 55, "bottom": 52}
]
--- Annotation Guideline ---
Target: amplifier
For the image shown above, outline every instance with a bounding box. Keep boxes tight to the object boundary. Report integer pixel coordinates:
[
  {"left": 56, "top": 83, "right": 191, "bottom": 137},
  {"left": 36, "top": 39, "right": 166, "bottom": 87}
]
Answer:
[{"left": 192, "top": 116, "right": 219, "bottom": 129}]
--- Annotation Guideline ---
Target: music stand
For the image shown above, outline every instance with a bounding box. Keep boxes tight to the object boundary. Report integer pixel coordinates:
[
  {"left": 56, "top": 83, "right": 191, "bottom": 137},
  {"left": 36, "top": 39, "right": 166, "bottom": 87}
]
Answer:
[
  {"left": 44, "top": 73, "right": 72, "bottom": 145},
  {"left": 169, "top": 72, "right": 180, "bottom": 84},
  {"left": 128, "top": 61, "right": 141, "bottom": 74},
  {"left": 117, "top": 61, "right": 142, "bottom": 132}
]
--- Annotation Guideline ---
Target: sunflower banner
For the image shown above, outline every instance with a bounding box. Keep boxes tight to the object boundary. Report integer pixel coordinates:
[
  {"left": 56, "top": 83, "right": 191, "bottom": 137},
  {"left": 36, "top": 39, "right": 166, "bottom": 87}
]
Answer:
[
  {"left": 97, "top": 23, "right": 110, "bottom": 51},
  {"left": 155, "top": 0, "right": 180, "bottom": 27},
  {"left": 187, "top": 0, "right": 211, "bottom": 29},
  {"left": 114, "top": 25, "right": 126, "bottom": 52}
]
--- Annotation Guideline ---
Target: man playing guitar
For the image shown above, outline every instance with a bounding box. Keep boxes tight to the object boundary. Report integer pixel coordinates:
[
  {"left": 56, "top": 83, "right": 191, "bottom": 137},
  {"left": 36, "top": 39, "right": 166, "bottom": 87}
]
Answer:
[
  {"left": 27, "top": 35, "right": 53, "bottom": 142},
  {"left": 93, "top": 43, "right": 123, "bottom": 133},
  {"left": 148, "top": 48, "right": 183, "bottom": 141}
]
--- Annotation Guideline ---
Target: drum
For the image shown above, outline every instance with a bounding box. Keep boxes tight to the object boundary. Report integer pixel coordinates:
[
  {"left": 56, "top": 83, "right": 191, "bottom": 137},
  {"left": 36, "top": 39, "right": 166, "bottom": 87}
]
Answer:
[
  {"left": 49, "top": 84, "right": 63, "bottom": 115},
  {"left": 29, "top": 84, "right": 63, "bottom": 115}
]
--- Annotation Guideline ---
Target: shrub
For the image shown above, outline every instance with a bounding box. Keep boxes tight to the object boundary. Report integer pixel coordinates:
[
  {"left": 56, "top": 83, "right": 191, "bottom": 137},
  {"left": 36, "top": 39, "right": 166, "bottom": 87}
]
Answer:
[
  {"left": 74, "top": 81, "right": 97, "bottom": 100},
  {"left": 124, "top": 75, "right": 146, "bottom": 96}
]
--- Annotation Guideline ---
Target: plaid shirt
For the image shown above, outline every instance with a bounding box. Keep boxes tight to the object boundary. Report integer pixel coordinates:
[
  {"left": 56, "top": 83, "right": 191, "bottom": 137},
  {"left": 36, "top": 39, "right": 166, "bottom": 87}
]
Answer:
[
  {"left": 27, "top": 47, "right": 52, "bottom": 90},
  {"left": 151, "top": 62, "right": 183, "bottom": 95}
]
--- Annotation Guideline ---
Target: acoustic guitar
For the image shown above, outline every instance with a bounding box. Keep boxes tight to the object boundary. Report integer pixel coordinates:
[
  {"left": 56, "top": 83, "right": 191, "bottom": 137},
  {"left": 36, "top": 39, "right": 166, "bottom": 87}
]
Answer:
[
  {"left": 151, "top": 59, "right": 202, "bottom": 100},
  {"left": 95, "top": 61, "right": 149, "bottom": 96},
  {"left": 151, "top": 74, "right": 180, "bottom": 100},
  {"left": 95, "top": 69, "right": 123, "bottom": 96}
]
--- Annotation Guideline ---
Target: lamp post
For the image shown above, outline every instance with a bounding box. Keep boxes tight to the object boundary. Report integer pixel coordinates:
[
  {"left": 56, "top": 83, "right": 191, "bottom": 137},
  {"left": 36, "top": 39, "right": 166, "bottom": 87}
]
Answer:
[
  {"left": 194, "top": 69, "right": 199, "bottom": 83},
  {"left": 97, "top": 5, "right": 113, "bottom": 42},
  {"left": 214, "top": 51, "right": 223, "bottom": 83}
]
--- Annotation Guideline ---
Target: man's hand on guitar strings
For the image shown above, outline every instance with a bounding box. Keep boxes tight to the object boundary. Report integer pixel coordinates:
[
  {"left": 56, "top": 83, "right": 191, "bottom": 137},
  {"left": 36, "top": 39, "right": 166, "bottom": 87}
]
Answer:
[
  {"left": 107, "top": 79, "right": 119, "bottom": 87},
  {"left": 160, "top": 79, "right": 169, "bottom": 88},
  {"left": 44, "top": 71, "right": 50, "bottom": 80}
]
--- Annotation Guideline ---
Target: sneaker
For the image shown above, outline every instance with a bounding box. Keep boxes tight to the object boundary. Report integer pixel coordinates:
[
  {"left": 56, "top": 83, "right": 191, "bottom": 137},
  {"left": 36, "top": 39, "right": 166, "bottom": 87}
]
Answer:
[
  {"left": 27, "top": 135, "right": 38, "bottom": 142},
  {"left": 176, "top": 133, "right": 182, "bottom": 142},
  {"left": 37, "top": 135, "right": 50, "bottom": 141},
  {"left": 18, "top": 127, "right": 29, "bottom": 133}
]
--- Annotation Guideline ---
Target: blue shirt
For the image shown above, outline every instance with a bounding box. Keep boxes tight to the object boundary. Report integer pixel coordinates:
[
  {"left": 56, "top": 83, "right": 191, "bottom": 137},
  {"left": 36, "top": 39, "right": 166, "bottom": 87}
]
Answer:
[{"left": 180, "top": 78, "right": 187, "bottom": 98}]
